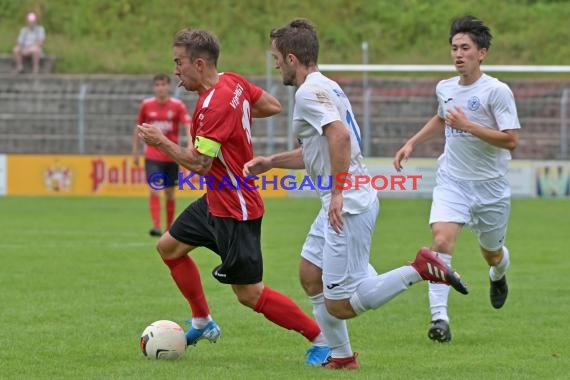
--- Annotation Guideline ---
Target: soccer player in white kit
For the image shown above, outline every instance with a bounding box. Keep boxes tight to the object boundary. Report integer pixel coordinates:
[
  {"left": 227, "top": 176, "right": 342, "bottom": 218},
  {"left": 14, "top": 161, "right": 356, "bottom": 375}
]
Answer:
[
  {"left": 244, "top": 18, "right": 468, "bottom": 369},
  {"left": 394, "top": 15, "right": 520, "bottom": 343}
]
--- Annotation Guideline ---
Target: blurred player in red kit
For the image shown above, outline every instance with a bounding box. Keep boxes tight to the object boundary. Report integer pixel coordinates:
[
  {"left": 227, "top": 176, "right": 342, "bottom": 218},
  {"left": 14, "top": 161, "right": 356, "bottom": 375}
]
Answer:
[{"left": 133, "top": 74, "right": 191, "bottom": 236}]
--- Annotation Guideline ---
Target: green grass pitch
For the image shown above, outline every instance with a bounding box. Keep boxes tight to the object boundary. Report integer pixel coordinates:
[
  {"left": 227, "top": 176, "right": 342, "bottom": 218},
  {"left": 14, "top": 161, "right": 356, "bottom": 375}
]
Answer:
[{"left": 0, "top": 196, "right": 568, "bottom": 379}]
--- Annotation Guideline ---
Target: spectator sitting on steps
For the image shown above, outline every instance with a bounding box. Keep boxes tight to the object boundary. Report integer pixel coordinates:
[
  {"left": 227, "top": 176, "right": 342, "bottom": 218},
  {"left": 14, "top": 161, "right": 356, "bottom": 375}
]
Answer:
[{"left": 13, "top": 11, "right": 46, "bottom": 74}]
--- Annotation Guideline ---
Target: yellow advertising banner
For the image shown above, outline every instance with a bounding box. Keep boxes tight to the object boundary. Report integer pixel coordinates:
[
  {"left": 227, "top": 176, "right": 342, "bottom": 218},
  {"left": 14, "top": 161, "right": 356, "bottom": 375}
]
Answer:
[{"left": 6, "top": 155, "right": 288, "bottom": 198}]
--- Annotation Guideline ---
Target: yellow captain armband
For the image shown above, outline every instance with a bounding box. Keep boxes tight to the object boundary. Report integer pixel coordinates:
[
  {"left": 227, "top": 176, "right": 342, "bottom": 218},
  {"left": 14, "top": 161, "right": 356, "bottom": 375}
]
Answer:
[{"left": 194, "top": 136, "right": 221, "bottom": 157}]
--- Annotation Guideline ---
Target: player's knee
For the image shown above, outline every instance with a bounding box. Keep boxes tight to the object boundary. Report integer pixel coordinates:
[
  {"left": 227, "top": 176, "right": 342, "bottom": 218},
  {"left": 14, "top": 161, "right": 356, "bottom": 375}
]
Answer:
[
  {"left": 325, "top": 300, "right": 355, "bottom": 320},
  {"left": 300, "top": 277, "right": 322, "bottom": 296},
  {"left": 156, "top": 236, "right": 174, "bottom": 258},
  {"left": 164, "top": 187, "right": 176, "bottom": 200},
  {"left": 233, "top": 285, "right": 262, "bottom": 309},
  {"left": 236, "top": 294, "right": 256, "bottom": 308},
  {"left": 486, "top": 256, "right": 501, "bottom": 266},
  {"left": 299, "top": 260, "right": 323, "bottom": 296},
  {"left": 327, "top": 306, "right": 352, "bottom": 320},
  {"left": 155, "top": 239, "right": 166, "bottom": 257},
  {"left": 432, "top": 234, "right": 453, "bottom": 253},
  {"left": 483, "top": 248, "right": 503, "bottom": 266}
]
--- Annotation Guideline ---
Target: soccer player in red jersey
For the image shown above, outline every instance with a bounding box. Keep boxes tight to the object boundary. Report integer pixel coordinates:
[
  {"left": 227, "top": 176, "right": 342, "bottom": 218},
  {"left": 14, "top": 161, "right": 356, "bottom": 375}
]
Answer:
[
  {"left": 133, "top": 74, "right": 191, "bottom": 237},
  {"left": 137, "top": 28, "right": 329, "bottom": 364}
]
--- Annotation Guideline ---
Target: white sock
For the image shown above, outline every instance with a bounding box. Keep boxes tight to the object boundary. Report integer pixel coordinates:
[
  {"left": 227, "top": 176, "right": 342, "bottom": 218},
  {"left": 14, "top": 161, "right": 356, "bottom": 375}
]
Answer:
[
  {"left": 311, "top": 332, "right": 328, "bottom": 347},
  {"left": 490, "top": 246, "right": 510, "bottom": 281},
  {"left": 309, "top": 293, "right": 352, "bottom": 358},
  {"left": 429, "top": 252, "right": 452, "bottom": 322},
  {"left": 349, "top": 266, "right": 421, "bottom": 315},
  {"left": 191, "top": 315, "right": 213, "bottom": 329}
]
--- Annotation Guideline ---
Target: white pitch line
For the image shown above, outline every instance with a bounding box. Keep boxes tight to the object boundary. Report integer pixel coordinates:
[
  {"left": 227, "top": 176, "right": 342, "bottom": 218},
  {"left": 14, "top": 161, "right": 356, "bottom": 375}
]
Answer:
[{"left": 0, "top": 241, "right": 154, "bottom": 249}]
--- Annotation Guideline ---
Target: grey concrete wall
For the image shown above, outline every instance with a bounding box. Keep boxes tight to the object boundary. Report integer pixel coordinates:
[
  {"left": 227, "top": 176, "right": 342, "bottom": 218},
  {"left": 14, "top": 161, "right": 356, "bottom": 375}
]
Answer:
[{"left": 0, "top": 74, "right": 568, "bottom": 159}]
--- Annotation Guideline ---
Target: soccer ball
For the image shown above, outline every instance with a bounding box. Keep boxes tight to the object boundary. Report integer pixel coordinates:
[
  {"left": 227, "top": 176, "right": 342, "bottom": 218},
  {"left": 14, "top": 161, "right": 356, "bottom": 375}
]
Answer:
[{"left": 140, "top": 320, "right": 187, "bottom": 360}]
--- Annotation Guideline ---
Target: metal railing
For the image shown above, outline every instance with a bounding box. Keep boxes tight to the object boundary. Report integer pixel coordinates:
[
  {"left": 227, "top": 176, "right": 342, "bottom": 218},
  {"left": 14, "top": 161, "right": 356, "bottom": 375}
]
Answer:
[{"left": 1, "top": 72, "right": 569, "bottom": 160}]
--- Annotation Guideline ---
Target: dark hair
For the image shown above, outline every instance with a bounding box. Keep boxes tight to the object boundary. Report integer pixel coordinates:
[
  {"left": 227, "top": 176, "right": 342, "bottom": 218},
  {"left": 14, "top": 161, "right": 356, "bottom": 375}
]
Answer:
[
  {"left": 449, "top": 15, "right": 492, "bottom": 49},
  {"left": 153, "top": 73, "right": 170, "bottom": 83},
  {"left": 270, "top": 18, "right": 319, "bottom": 66},
  {"left": 173, "top": 29, "right": 220, "bottom": 66}
]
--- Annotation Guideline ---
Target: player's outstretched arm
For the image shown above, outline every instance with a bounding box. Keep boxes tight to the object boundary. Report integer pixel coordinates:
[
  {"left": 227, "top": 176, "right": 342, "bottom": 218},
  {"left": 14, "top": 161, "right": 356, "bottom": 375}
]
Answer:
[
  {"left": 243, "top": 147, "right": 305, "bottom": 176},
  {"left": 394, "top": 115, "right": 445, "bottom": 171},
  {"left": 251, "top": 90, "right": 282, "bottom": 118},
  {"left": 268, "top": 147, "right": 305, "bottom": 169}
]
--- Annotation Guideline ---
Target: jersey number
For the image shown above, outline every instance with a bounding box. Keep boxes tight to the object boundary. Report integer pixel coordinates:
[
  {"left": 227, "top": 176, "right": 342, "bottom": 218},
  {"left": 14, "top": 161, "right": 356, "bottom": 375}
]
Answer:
[
  {"left": 242, "top": 100, "right": 252, "bottom": 144},
  {"left": 345, "top": 110, "right": 362, "bottom": 149}
]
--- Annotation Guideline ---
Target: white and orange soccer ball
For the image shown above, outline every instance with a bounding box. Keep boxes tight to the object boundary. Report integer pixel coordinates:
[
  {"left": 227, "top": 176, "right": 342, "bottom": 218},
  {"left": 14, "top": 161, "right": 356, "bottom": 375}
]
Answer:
[{"left": 140, "top": 320, "right": 187, "bottom": 360}]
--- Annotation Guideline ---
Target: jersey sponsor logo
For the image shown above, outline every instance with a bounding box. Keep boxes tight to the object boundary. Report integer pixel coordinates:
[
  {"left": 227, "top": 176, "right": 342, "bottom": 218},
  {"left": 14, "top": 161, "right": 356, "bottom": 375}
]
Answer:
[
  {"left": 468, "top": 96, "right": 481, "bottom": 111},
  {"left": 445, "top": 126, "right": 471, "bottom": 137},
  {"left": 153, "top": 120, "right": 174, "bottom": 133}
]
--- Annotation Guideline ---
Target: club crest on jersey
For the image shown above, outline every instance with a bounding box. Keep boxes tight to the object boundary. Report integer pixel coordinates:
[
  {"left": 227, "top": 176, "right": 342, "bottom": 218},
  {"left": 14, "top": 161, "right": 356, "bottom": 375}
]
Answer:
[
  {"left": 167, "top": 110, "right": 174, "bottom": 119},
  {"left": 468, "top": 96, "right": 481, "bottom": 111}
]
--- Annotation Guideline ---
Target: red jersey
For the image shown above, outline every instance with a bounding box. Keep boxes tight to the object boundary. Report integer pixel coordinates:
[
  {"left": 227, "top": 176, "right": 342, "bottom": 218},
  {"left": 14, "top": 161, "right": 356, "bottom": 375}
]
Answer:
[
  {"left": 137, "top": 97, "right": 190, "bottom": 162},
  {"left": 191, "top": 72, "right": 264, "bottom": 221}
]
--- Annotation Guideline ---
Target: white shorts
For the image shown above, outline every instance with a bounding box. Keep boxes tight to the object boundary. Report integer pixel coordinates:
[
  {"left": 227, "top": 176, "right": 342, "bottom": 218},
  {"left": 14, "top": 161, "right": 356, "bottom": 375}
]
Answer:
[
  {"left": 301, "top": 198, "right": 379, "bottom": 300},
  {"left": 429, "top": 170, "right": 511, "bottom": 251}
]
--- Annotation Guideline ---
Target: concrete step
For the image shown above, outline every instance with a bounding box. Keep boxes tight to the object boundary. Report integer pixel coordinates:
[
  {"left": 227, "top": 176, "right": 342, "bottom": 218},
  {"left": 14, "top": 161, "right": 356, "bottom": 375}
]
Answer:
[{"left": 0, "top": 53, "right": 56, "bottom": 74}]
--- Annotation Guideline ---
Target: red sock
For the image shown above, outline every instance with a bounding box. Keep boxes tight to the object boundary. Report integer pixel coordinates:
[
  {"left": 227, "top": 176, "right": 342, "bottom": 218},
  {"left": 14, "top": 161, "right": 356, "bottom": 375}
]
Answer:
[
  {"left": 166, "top": 199, "right": 176, "bottom": 229},
  {"left": 149, "top": 194, "right": 161, "bottom": 229},
  {"left": 254, "top": 286, "right": 321, "bottom": 342},
  {"left": 162, "top": 255, "right": 210, "bottom": 318}
]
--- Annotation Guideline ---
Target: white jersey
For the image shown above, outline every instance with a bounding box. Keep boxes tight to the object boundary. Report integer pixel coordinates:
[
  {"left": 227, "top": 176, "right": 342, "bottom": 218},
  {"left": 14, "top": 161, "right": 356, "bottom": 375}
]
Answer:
[
  {"left": 293, "top": 72, "right": 377, "bottom": 214},
  {"left": 436, "top": 73, "right": 521, "bottom": 180}
]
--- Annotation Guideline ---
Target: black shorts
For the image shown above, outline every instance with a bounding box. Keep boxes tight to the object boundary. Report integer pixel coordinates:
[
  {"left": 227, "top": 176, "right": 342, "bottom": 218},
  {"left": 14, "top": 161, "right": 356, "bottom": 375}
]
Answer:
[
  {"left": 145, "top": 159, "right": 179, "bottom": 188},
  {"left": 169, "top": 195, "right": 263, "bottom": 285}
]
